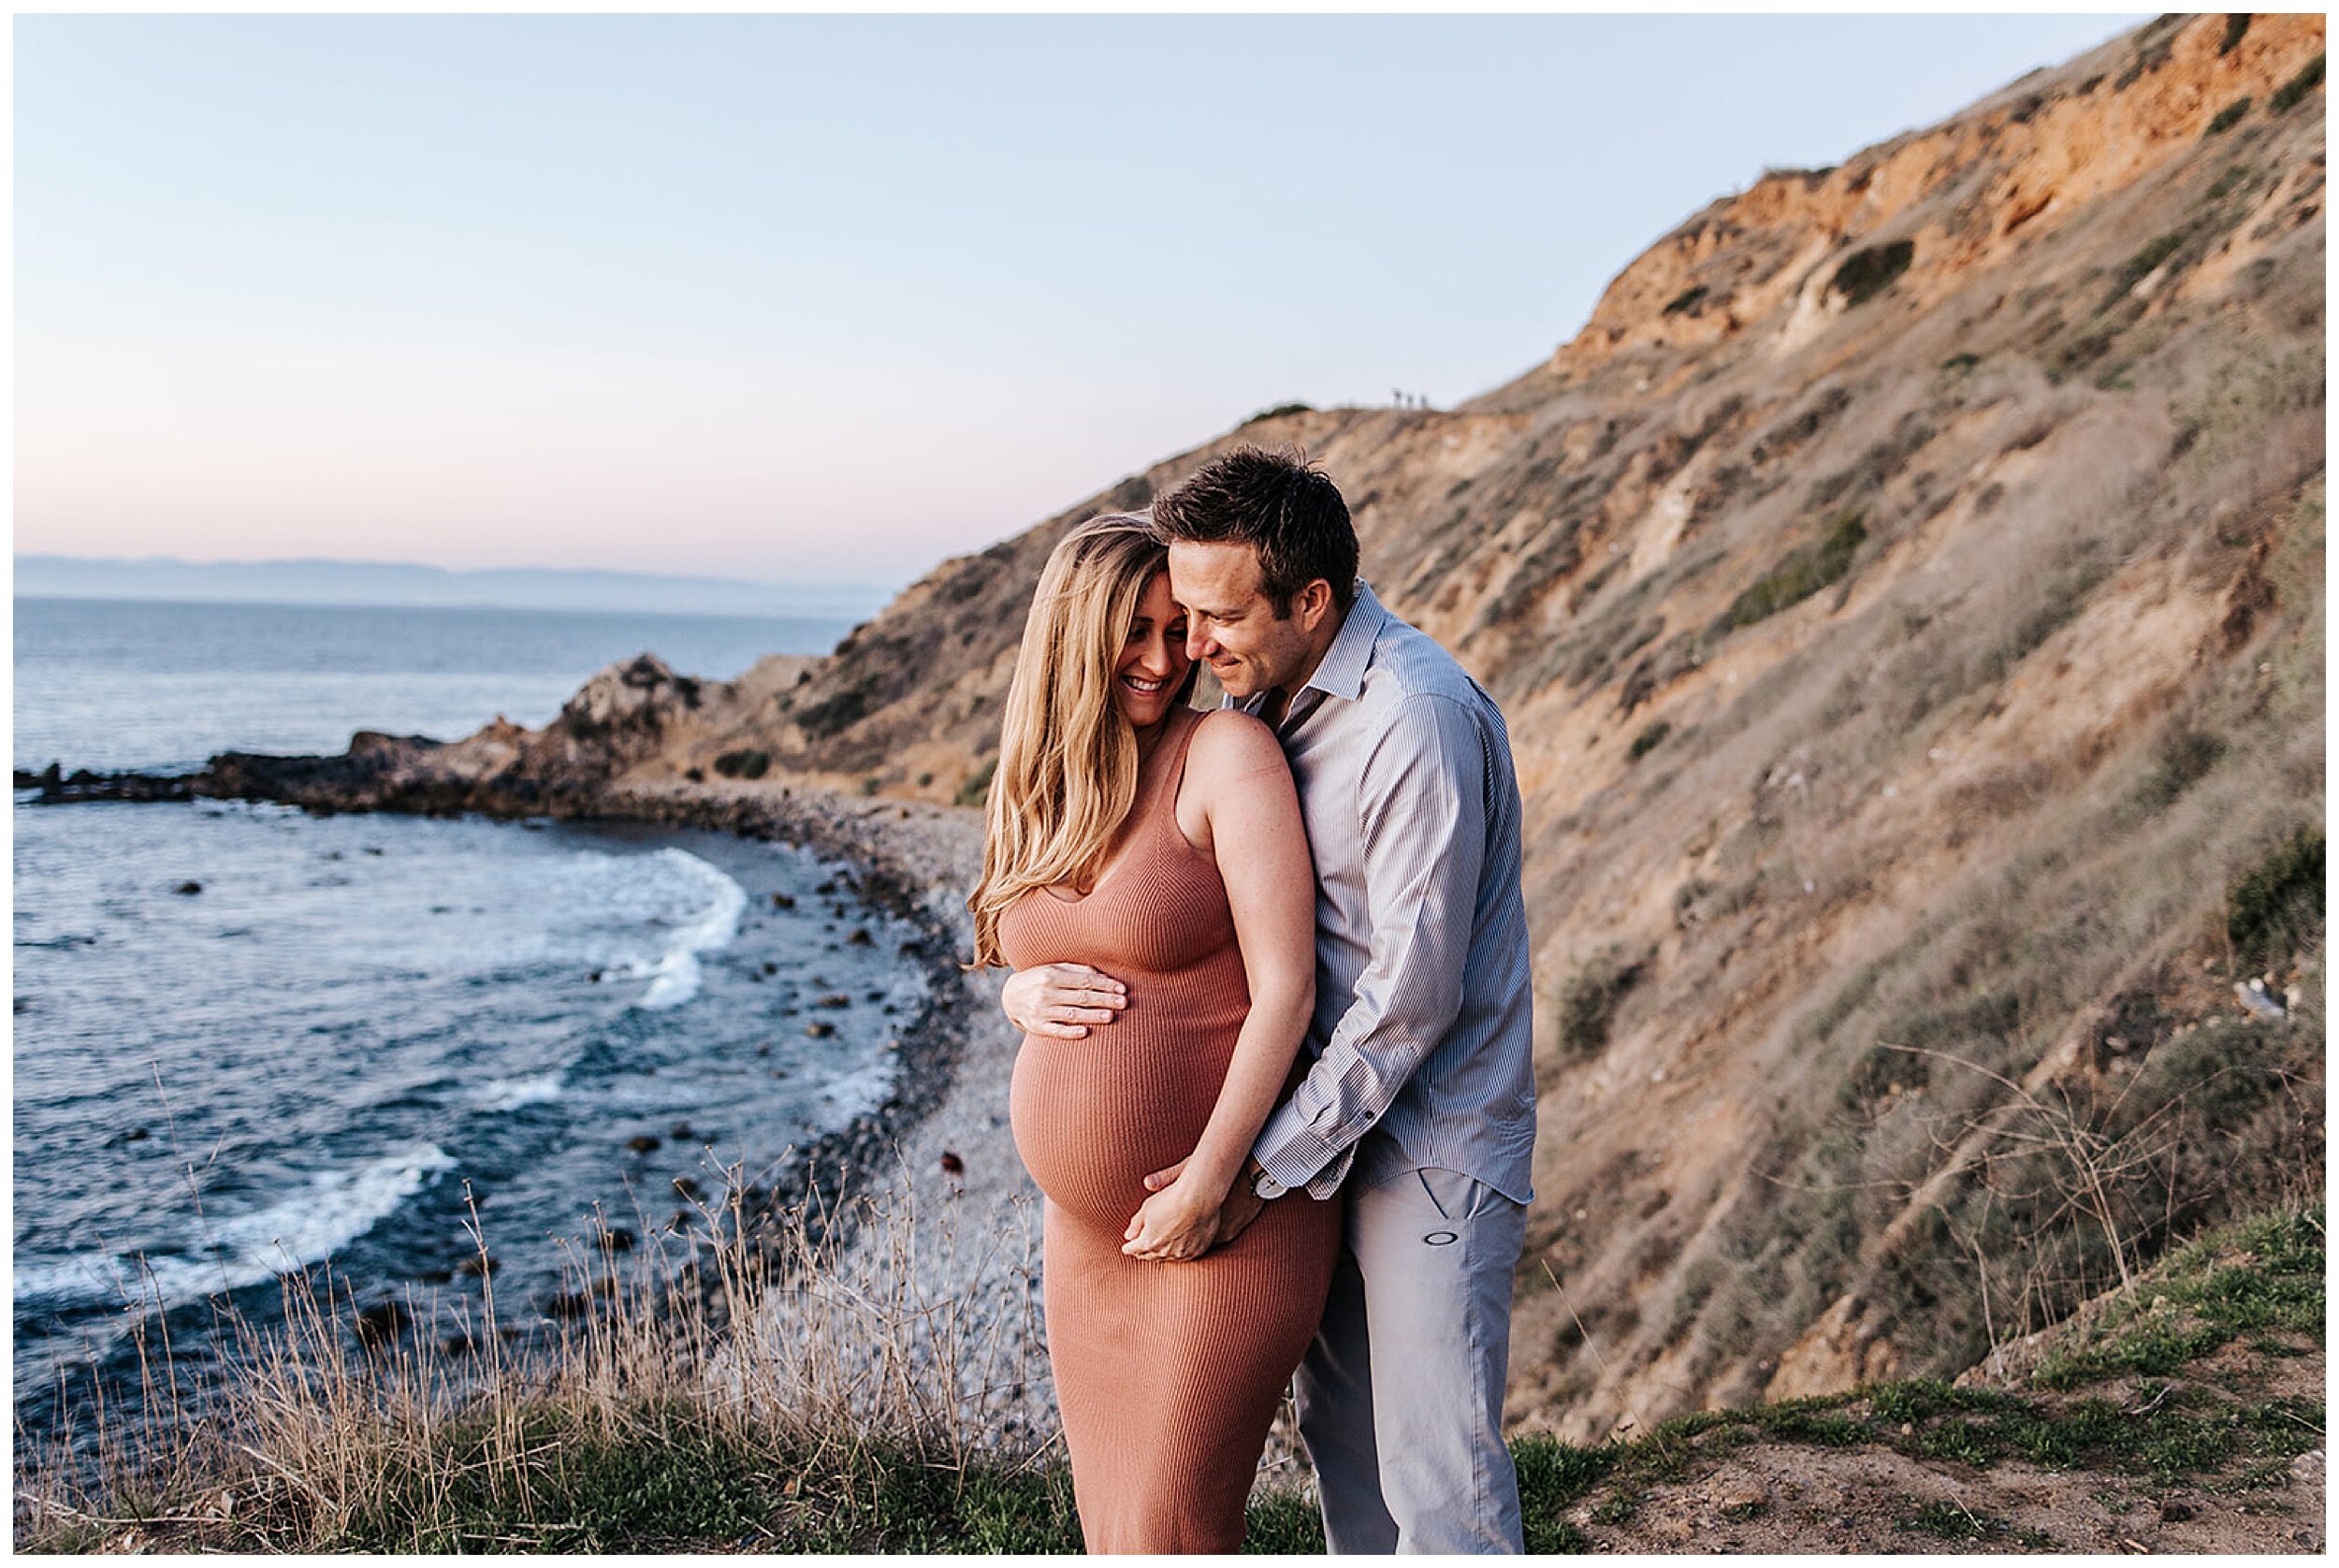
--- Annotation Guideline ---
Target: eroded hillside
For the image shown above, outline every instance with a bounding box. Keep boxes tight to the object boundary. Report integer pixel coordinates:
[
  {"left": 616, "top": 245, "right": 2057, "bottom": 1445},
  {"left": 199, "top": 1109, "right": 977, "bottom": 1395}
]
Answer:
[{"left": 605, "top": 14, "right": 2327, "bottom": 1437}]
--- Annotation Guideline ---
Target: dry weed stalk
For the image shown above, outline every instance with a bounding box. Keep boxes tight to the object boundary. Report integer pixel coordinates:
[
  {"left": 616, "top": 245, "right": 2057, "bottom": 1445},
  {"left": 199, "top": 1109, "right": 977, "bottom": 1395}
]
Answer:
[{"left": 1879, "top": 1038, "right": 2259, "bottom": 1359}]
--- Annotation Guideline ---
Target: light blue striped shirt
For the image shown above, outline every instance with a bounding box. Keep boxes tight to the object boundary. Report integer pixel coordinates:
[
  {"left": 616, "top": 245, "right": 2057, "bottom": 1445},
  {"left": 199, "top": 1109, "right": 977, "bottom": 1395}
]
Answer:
[{"left": 1237, "top": 583, "right": 1538, "bottom": 1203}]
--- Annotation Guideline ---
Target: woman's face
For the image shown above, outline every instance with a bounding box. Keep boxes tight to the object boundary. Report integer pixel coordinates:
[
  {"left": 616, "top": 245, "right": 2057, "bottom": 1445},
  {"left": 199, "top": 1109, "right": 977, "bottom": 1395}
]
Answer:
[{"left": 1114, "top": 569, "right": 1191, "bottom": 731}]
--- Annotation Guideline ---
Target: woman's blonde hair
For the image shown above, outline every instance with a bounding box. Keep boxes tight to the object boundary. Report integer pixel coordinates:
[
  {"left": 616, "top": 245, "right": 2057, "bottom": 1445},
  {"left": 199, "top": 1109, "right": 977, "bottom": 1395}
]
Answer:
[{"left": 968, "top": 513, "right": 1197, "bottom": 967}]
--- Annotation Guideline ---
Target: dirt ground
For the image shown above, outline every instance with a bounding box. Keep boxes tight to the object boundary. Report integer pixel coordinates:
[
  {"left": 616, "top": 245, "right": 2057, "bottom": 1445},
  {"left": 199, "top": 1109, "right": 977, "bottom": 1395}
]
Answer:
[{"left": 1562, "top": 1336, "right": 2323, "bottom": 1554}]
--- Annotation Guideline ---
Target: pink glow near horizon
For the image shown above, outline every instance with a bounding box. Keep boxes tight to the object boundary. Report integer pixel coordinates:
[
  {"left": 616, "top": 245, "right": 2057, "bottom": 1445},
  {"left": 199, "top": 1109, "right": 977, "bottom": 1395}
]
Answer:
[{"left": 17, "top": 14, "right": 2143, "bottom": 590}]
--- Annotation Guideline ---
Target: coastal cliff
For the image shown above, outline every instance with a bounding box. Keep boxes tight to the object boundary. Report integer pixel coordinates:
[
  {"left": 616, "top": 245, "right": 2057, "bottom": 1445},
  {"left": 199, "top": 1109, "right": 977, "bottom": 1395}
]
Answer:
[
  {"left": 706, "top": 11, "right": 2330, "bottom": 1440},
  {"left": 47, "top": 13, "right": 2322, "bottom": 1447}
]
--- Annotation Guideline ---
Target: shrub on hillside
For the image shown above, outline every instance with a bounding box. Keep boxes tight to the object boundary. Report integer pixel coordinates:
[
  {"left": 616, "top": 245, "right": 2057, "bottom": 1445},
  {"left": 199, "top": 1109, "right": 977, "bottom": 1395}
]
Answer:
[
  {"left": 1558, "top": 946, "right": 1649, "bottom": 1060},
  {"left": 2225, "top": 826, "right": 2324, "bottom": 969},
  {"left": 1829, "top": 240, "right": 1915, "bottom": 309},
  {"left": 794, "top": 686, "right": 870, "bottom": 740},
  {"left": 1712, "top": 510, "right": 1868, "bottom": 635},
  {"left": 2111, "top": 234, "right": 2186, "bottom": 301},
  {"left": 2270, "top": 52, "right": 2324, "bottom": 114},
  {"left": 2206, "top": 96, "right": 2252, "bottom": 135},
  {"left": 953, "top": 757, "right": 996, "bottom": 808},
  {"left": 2139, "top": 723, "right": 2228, "bottom": 810},
  {"left": 713, "top": 748, "right": 769, "bottom": 780}
]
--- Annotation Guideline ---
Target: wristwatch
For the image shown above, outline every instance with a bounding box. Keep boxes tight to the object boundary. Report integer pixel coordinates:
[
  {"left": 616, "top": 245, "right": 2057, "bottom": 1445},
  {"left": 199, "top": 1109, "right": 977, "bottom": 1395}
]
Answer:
[{"left": 1250, "top": 1164, "right": 1286, "bottom": 1201}]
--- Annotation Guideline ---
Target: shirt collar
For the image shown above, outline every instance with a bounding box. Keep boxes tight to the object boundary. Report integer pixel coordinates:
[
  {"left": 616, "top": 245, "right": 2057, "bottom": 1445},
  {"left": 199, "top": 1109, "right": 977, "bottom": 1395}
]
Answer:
[{"left": 1299, "top": 581, "right": 1387, "bottom": 704}]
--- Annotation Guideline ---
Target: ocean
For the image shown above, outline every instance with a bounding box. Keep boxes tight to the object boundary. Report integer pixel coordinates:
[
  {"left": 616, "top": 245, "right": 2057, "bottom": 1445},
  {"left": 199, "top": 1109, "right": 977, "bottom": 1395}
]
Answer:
[{"left": 12, "top": 597, "right": 923, "bottom": 1447}]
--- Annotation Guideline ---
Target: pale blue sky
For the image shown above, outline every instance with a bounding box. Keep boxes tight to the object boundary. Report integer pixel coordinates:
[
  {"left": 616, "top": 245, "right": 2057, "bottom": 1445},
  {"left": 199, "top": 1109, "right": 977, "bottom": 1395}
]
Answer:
[{"left": 17, "top": 13, "right": 2144, "bottom": 590}]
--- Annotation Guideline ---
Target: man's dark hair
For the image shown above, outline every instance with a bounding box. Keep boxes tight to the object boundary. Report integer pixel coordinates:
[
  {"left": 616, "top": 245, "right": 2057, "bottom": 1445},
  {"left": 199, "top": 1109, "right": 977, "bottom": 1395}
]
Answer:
[{"left": 1151, "top": 445, "right": 1358, "bottom": 618}]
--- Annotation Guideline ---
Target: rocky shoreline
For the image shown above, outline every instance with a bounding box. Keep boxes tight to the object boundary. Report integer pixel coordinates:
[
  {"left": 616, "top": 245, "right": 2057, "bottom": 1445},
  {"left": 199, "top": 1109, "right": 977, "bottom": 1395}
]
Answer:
[{"left": 18, "top": 737, "right": 1067, "bottom": 1429}]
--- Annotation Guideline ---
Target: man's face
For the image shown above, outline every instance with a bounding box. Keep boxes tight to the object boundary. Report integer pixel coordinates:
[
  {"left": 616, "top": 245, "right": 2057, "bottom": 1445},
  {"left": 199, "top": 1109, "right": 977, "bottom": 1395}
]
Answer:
[{"left": 1168, "top": 542, "right": 1320, "bottom": 700}]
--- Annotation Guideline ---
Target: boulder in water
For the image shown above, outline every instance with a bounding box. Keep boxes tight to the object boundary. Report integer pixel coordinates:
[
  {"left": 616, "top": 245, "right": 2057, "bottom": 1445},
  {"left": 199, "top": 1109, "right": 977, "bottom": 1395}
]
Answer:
[{"left": 354, "top": 1299, "right": 411, "bottom": 1349}]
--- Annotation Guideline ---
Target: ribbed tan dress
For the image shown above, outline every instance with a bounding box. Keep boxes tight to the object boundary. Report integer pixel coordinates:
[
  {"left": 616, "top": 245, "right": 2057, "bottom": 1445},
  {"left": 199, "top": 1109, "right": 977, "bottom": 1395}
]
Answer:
[{"left": 1000, "top": 712, "right": 1342, "bottom": 1554}]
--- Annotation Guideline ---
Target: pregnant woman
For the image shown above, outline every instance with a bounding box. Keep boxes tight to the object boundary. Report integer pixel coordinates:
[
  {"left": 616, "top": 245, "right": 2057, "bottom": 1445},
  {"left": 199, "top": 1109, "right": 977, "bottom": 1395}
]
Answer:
[{"left": 969, "top": 513, "right": 1340, "bottom": 1553}]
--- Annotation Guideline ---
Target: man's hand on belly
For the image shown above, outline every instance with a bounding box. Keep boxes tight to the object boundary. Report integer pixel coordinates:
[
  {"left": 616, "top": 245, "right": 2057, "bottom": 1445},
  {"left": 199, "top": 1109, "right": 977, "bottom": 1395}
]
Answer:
[
  {"left": 1141, "top": 1156, "right": 1269, "bottom": 1251},
  {"left": 1001, "top": 963, "right": 1128, "bottom": 1039}
]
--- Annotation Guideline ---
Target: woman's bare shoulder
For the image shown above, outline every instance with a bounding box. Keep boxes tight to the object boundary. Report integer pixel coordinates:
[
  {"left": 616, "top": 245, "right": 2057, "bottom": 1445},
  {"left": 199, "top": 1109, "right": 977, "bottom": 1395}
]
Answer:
[
  {"left": 1184, "top": 708, "right": 1292, "bottom": 798},
  {"left": 1188, "top": 706, "right": 1284, "bottom": 760}
]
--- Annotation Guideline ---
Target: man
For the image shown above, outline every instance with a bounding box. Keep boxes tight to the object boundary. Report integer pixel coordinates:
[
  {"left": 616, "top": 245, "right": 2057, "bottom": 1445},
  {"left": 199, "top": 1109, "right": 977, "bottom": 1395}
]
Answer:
[{"left": 1002, "top": 445, "right": 1538, "bottom": 1553}]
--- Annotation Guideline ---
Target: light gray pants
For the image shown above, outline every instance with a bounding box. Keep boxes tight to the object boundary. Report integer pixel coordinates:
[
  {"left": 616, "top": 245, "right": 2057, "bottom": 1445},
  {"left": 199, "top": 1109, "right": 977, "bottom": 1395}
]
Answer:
[{"left": 1295, "top": 1166, "right": 1528, "bottom": 1554}]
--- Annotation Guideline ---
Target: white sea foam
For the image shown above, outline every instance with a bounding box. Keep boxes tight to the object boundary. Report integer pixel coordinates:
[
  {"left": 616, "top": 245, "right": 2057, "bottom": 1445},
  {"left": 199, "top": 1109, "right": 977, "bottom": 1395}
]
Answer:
[
  {"left": 817, "top": 1056, "right": 897, "bottom": 1121},
  {"left": 468, "top": 1069, "right": 566, "bottom": 1111},
  {"left": 627, "top": 849, "right": 748, "bottom": 1011},
  {"left": 15, "top": 1141, "right": 457, "bottom": 1311}
]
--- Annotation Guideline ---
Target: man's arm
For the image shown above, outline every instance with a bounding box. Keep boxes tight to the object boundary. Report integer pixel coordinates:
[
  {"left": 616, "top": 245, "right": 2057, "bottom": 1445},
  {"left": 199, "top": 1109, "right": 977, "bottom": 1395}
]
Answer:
[
  {"left": 1000, "top": 964, "right": 1126, "bottom": 1039},
  {"left": 1250, "top": 692, "right": 1490, "bottom": 1197}
]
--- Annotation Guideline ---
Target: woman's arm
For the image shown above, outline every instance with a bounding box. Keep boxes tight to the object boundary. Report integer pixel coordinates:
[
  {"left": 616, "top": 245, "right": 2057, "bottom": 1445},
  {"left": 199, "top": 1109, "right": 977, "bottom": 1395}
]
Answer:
[{"left": 1122, "top": 712, "right": 1315, "bottom": 1261}]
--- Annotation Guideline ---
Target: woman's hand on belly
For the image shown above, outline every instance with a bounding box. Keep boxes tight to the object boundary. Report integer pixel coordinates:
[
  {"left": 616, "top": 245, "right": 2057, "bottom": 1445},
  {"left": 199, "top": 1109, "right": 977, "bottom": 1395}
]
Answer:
[
  {"left": 1120, "top": 1163, "right": 1228, "bottom": 1262},
  {"left": 1002, "top": 963, "right": 1127, "bottom": 1040}
]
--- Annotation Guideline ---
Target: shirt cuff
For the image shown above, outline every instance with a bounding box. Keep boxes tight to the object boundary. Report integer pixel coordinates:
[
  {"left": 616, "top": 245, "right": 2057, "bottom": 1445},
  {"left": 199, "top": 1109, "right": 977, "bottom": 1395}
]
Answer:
[{"left": 1254, "top": 1108, "right": 1352, "bottom": 1199}]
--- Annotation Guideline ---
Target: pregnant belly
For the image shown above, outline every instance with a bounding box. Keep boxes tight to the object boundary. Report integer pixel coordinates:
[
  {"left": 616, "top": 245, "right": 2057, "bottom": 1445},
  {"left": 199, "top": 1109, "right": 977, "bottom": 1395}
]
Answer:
[{"left": 1010, "top": 995, "right": 1244, "bottom": 1230}]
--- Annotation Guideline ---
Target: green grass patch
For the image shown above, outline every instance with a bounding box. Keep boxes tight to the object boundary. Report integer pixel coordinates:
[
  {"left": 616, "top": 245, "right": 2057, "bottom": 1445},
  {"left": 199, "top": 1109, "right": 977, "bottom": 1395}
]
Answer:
[
  {"left": 2031, "top": 1206, "right": 2325, "bottom": 1390},
  {"left": 1591, "top": 1489, "right": 1642, "bottom": 1525},
  {"left": 1512, "top": 1433, "right": 1615, "bottom": 1551},
  {"left": 501, "top": 1421, "right": 1072, "bottom": 1551},
  {"left": 1238, "top": 1488, "right": 1326, "bottom": 1552},
  {"left": 1898, "top": 1498, "right": 1990, "bottom": 1540},
  {"left": 1852, "top": 1379, "right": 2320, "bottom": 1486}
]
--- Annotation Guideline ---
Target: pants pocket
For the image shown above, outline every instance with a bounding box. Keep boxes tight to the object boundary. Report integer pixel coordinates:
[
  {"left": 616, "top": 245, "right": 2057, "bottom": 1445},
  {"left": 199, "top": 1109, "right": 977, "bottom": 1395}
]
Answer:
[{"left": 1416, "top": 1166, "right": 1497, "bottom": 1224}]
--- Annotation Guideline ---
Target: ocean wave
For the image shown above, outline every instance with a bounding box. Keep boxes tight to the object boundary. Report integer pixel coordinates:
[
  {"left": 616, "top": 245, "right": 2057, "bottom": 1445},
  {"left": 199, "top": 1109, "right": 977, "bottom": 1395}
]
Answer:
[
  {"left": 467, "top": 1069, "right": 566, "bottom": 1111},
  {"left": 14, "top": 1140, "right": 457, "bottom": 1311},
  {"left": 625, "top": 849, "right": 748, "bottom": 1011}
]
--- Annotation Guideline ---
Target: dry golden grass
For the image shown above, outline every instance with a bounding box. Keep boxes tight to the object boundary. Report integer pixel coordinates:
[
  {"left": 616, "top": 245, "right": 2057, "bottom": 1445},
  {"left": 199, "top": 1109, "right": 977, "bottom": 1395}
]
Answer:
[{"left": 13, "top": 1175, "right": 1068, "bottom": 1552}]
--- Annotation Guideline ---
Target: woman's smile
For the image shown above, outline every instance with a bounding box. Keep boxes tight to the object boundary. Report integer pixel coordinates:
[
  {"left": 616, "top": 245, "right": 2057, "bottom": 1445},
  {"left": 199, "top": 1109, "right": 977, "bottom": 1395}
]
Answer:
[{"left": 1114, "top": 571, "right": 1190, "bottom": 725}]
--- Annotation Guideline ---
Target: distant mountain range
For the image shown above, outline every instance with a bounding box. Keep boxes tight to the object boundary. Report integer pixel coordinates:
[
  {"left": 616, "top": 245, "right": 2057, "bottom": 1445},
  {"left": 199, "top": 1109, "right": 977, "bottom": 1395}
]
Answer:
[{"left": 12, "top": 555, "right": 892, "bottom": 620}]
